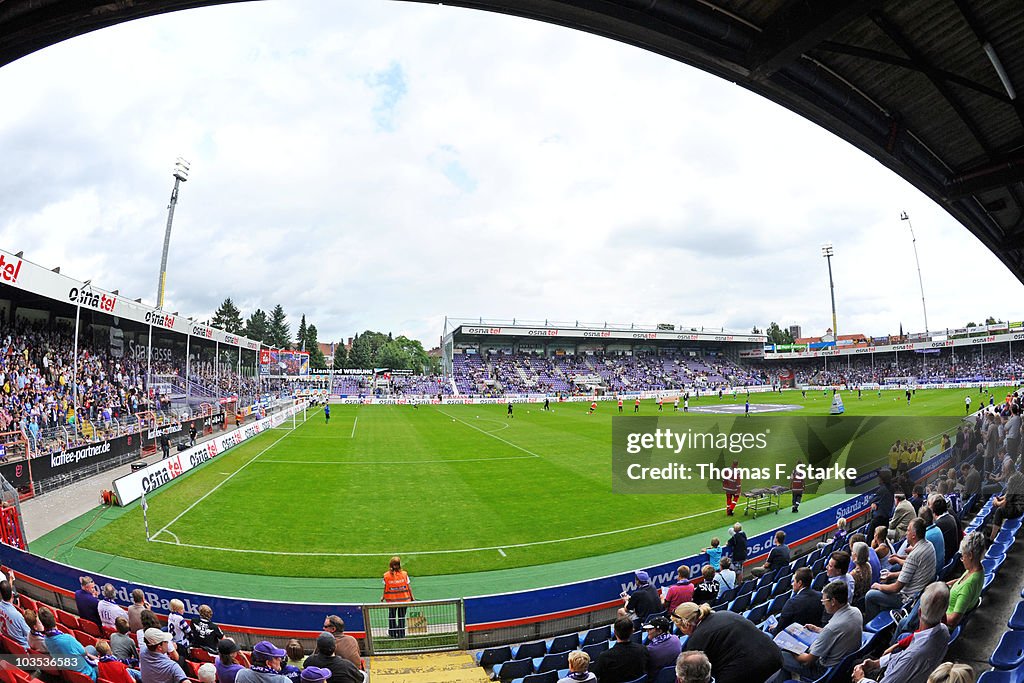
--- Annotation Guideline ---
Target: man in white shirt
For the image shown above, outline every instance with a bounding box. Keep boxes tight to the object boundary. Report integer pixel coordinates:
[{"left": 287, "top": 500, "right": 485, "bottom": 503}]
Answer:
[{"left": 98, "top": 583, "right": 130, "bottom": 629}]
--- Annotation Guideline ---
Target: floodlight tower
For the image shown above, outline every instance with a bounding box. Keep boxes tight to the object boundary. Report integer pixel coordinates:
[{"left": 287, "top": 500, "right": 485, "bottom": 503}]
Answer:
[
  {"left": 901, "top": 211, "right": 929, "bottom": 338},
  {"left": 821, "top": 243, "right": 838, "bottom": 339},
  {"left": 156, "top": 157, "right": 190, "bottom": 309}
]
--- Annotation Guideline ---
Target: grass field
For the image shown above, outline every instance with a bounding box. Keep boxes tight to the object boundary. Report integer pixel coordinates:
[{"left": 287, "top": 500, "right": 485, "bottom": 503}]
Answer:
[{"left": 74, "top": 386, "right": 1010, "bottom": 579}]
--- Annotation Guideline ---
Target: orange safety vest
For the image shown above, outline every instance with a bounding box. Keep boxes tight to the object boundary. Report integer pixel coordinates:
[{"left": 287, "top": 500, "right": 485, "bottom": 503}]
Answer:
[{"left": 383, "top": 570, "right": 412, "bottom": 602}]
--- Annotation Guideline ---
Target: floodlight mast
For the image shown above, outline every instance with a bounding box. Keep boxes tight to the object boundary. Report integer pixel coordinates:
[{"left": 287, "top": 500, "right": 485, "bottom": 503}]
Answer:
[
  {"left": 821, "top": 243, "right": 837, "bottom": 339},
  {"left": 902, "top": 211, "right": 930, "bottom": 378},
  {"left": 156, "top": 157, "right": 190, "bottom": 309}
]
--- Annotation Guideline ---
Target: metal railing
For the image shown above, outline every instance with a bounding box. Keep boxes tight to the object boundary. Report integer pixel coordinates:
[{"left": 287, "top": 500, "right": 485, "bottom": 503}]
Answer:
[{"left": 361, "top": 598, "right": 465, "bottom": 655}]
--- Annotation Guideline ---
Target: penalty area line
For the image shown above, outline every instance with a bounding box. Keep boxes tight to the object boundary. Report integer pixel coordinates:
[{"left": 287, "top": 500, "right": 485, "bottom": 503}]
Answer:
[
  {"left": 149, "top": 428, "right": 299, "bottom": 543},
  {"left": 434, "top": 408, "right": 541, "bottom": 459}
]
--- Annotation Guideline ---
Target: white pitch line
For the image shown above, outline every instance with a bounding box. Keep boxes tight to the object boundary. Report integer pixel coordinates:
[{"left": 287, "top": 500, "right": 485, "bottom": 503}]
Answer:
[
  {"left": 151, "top": 428, "right": 297, "bottom": 542},
  {"left": 255, "top": 455, "right": 538, "bottom": 465},
  {"left": 435, "top": 408, "right": 541, "bottom": 459},
  {"left": 165, "top": 530, "right": 181, "bottom": 545},
  {"left": 147, "top": 505, "right": 727, "bottom": 557},
  {"left": 498, "top": 548, "right": 507, "bottom": 557},
  {"left": 351, "top": 416, "right": 358, "bottom": 438}
]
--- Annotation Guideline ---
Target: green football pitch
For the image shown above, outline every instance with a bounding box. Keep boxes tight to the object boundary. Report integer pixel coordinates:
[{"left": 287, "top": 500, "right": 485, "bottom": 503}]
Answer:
[{"left": 66, "top": 386, "right": 1007, "bottom": 579}]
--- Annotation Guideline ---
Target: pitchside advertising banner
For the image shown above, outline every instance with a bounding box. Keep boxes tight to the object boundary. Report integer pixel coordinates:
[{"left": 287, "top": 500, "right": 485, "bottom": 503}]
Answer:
[
  {"left": 0, "top": 412, "right": 228, "bottom": 489},
  {"left": 112, "top": 404, "right": 303, "bottom": 505},
  {"left": 0, "top": 445, "right": 961, "bottom": 634}
]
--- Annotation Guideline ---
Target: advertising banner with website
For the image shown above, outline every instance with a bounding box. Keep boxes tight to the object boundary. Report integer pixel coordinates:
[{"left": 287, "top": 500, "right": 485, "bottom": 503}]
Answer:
[
  {"left": 111, "top": 403, "right": 303, "bottom": 505},
  {"left": 0, "top": 433, "right": 143, "bottom": 489}
]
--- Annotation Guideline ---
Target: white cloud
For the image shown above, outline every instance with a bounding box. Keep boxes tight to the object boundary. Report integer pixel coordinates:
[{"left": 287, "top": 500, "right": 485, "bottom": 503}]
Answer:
[{"left": 0, "top": 0, "right": 1020, "bottom": 347}]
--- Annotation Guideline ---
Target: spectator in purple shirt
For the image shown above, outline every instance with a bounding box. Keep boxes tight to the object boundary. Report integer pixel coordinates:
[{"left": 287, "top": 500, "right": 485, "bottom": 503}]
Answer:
[
  {"left": 215, "top": 638, "right": 245, "bottom": 683},
  {"left": 642, "top": 616, "right": 681, "bottom": 677},
  {"left": 75, "top": 575, "right": 102, "bottom": 628}
]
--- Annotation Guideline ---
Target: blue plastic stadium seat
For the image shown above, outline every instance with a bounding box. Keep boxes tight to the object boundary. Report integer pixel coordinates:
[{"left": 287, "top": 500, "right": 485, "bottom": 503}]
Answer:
[
  {"left": 513, "top": 641, "right": 547, "bottom": 660},
  {"left": 512, "top": 671, "right": 561, "bottom": 683},
  {"left": 546, "top": 634, "right": 578, "bottom": 655},
  {"left": 767, "top": 591, "right": 791, "bottom": 616},
  {"left": 865, "top": 610, "right": 896, "bottom": 634},
  {"left": 729, "top": 593, "right": 753, "bottom": 613},
  {"left": 511, "top": 672, "right": 558, "bottom": 683},
  {"left": 581, "top": 642, "right": 608, "bottom": 662},
  {"left": 493, "top": 657, "right": 534, "bottom": 680},
  {"left": 992, "top": 631, "right": 1024, "bottom": 670},
  {"left": 651, "top": 666, "right": 677, "bottom": 683},
  {"left": 997, "top": 527, "right": 1017, "bottom": 544},
  {"left": 477, "top": 646, "right": 512, "bottom": 668},
  {"left": 984, "top": 556, "right": 1007, "bottom": 575},
  {"left": 1012, "top": 602, "right": 1024, "bottom": 630},
  {"left": 811, "top": 572, "right": 829, "bottom": 591},
  {"left": 752, "top": 584, "right": 773, "bottom": 605},
  {"left": 718, "top": 587, "right": 739, "bottom": 605},
  {"left": 774, "top": 574, "right": 792, "bottom": 596},
  {"left": 745, "top": 602, "right": 769, "bottom": 625},
  {"left": 738, "top": 579, "right": 757, "bottom": 596},
  {"left": 535, "top": 652, "right": 569, "bottom": 674},
  {"left": 978, "top": 669, "right": 1024, "bottom": 683},
  {"left": 580, "top": 625, "right": 610, "bottom": 647}
]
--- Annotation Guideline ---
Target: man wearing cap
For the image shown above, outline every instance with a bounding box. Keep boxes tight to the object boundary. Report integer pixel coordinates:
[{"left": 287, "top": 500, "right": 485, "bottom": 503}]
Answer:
[
  {"left": 642, "top": 615, "right": 681, "bottom": 677},
  {"left": 215, "top": 638, "right": 244, "bottom": 683},
  {"left": 236, "top": 641, "right": 292, "bottom": 683},
  {"left": 302, "top": 632, "right": 363, "bottom": 683},
  {"left": 322, "top": 615, "right": 361, "bottom": 669},
  {"left": 617, "top": 571, "right": 661, "bottom": 623},
  {"left": 300, "top": 668, "right": 333, "bottom": 683},
  {"left": 139, "top": 628, "right": 188, "bottom": 683}
]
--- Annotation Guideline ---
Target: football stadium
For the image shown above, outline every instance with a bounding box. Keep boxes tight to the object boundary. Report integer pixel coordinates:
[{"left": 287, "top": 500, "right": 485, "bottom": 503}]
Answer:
[{"left": 2, "top": 2, "right": 1024, "bottom": 683}]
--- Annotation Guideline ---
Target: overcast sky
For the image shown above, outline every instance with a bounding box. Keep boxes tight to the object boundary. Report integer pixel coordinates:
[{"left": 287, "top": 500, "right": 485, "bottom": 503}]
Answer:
[{"left": 1, "top": 0, "right": 1021, "bottom": 349}]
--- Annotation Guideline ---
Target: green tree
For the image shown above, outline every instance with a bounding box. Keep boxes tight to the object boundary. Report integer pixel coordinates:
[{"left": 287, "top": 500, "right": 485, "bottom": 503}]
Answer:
[
  {"left": 751, "top": 326, "right": 762, "bottom": 335},
  {"left": 347, "top": 331, "right": 391, "bottom": 369},
  {"left": 268, "top": 305, "right": 290, "bottom": 349},
  {"left": 305, "top": 324, "right": 327, "bottom": 370},
  {"left": 765, "top": 322, "right": 793, "bottom": 345},
  {"left": 377, "top": 340, "right": 412, "bottom": 370},
  {"left": 333, "top": 342, "right": 348, "bottom": 369},
  {"left": 393, "top": 336, "right": 431, "bottom": 372},
  {"left": 243, "top": 309, "right": 271, "bottom": 346},
  {"left": 296, "top": 315, "right": 308, "bottom": 351},
  {"left": 211, "top": 298, "right": 244, "bottom": 334},
  {"left": 985, "top": 316, "right": 1002, "bottom": 325}
]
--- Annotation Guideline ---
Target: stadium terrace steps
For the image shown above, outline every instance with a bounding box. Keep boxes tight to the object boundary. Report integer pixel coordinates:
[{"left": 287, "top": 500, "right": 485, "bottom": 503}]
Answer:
[{"left": 367, "top": 651, "right": 489, "bottom": 683}]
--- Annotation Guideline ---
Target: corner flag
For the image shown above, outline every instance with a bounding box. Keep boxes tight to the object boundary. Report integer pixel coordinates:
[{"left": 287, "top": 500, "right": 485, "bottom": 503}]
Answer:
[{"left": 141, "top": 490, "right": 150, "bottom": 540}]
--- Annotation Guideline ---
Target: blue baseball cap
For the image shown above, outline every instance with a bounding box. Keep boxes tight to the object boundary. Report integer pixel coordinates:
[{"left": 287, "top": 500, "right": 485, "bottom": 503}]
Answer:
[
  {"left": 635, "top": 570, "right": 650, "bottom": 582},
  {"left": 301, "top": 668, "right": 332, "bottom": 682},
  {"left": 252, "top": 641, "right": 286, "bottom": 658}
]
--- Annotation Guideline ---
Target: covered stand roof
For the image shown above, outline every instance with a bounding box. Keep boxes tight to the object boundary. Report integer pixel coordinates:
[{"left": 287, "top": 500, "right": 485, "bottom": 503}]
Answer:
[{"left": 1, "top": 0, "right": 1022, "bottom": 279}]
